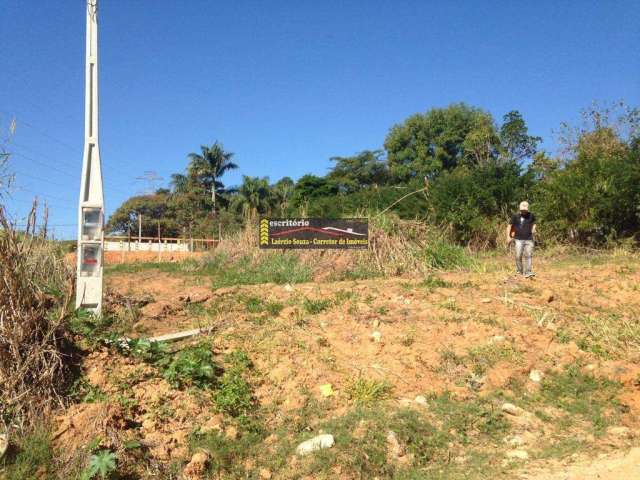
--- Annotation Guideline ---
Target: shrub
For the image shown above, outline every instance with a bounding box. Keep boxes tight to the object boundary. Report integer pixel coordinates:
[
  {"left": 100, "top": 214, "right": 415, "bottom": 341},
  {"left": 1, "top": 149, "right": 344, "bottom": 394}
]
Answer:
[
  {"left": 163, "top": 343, "right": 218, "bottom": 389},
  {"left": 0, "top": 206, "right": 74, "bottom": 424}
]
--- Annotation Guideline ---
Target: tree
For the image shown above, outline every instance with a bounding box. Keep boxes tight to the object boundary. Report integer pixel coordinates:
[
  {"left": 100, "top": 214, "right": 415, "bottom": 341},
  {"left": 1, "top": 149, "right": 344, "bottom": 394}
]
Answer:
[
  {"left": 291, "top": 174, "right": 339, "bottom": 207},
  {"left": 384, "top": 103, "right": 499, "bottom": 181},
  {"left": 170, "top": 173, "right": 189, "bottom": 194},
  {"left": 231, "top": 176, "right": 272, "bottom": 218},
  {"left": 534, "top": 126, "right": 640, "bottom": 243},
  {"left": 271, "top": 177, "right": 295, "bottom": 216},
  {"left": 327, "top": 150, "right": 388, "bottom": 193},
  {"left": 187, "top": 142, "right": 238, "bottom": 214},
  {"left": 499, "top": 111, "right": 542, "bottom": 163},
  {"left": 106, "top": 193, "right": 180, "bottom": 237}
]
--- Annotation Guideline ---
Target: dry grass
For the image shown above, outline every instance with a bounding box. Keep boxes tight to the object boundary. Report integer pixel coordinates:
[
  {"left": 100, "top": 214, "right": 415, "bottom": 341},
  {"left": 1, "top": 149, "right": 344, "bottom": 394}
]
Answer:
[
  {"left": 213, "top": 213, "right": 475, "bottom": 279},
  {"left": 0, "top": 204, "right": 74, "bottom": 426}
]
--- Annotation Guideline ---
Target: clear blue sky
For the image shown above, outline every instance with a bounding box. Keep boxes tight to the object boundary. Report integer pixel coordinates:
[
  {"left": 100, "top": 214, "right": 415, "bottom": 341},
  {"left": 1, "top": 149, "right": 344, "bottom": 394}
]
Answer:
[{"left": 1, "top": 0, "right": 638, "bottom": 239}]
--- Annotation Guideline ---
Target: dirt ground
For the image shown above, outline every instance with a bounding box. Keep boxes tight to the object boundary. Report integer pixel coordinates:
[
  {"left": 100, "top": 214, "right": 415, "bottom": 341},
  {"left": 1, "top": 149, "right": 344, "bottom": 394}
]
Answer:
[{"left": 58, "top": 252, "right": 640, "bottom": 479}]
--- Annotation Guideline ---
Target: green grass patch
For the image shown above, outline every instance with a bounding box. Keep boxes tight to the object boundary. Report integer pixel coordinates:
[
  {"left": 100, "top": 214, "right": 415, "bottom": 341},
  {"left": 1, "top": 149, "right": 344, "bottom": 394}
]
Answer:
[
  {"left": 302, "top": 297, "right": 333, "bottom": 315},
  {"left": 345, "top": 377, "right": 393, "bottom": 404},
  {"left": 422, "top": 239, "right": 477, "bottom": 271},
  {"left": 0, "top": 428, "right": 56, "bottom": 480}
]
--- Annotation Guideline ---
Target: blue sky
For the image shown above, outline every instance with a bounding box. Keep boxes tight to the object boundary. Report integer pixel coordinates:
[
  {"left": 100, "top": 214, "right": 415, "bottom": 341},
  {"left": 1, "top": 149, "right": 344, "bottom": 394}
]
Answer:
[{"left": 1, "top": 0, "right": 638, "bottom": 239}]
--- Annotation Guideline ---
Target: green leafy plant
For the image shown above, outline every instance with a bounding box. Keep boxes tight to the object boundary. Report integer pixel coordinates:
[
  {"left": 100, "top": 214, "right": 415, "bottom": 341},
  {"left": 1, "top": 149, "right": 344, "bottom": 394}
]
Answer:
[
  {"left": 81, "top": 449, "right": 117, "bottom": 480},
  {"left": 163, "top": 343, "right": 218, "bottom": 389}
]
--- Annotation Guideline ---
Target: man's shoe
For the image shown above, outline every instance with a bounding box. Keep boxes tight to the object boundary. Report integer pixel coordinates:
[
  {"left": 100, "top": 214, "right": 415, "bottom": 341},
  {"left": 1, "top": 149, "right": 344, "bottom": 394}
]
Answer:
[{"left": 524, "top": 272, "right": 535, "bottom": 278}]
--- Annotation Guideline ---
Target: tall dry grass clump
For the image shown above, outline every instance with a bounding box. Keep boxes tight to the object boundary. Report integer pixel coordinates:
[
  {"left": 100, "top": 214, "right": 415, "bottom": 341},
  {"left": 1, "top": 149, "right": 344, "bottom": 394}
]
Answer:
[
  {"left": 213, "top": 213, "right": 476, "bottom": 280},
  {"left": 0, "top": 205, "right": 74, "bottom": 426}
]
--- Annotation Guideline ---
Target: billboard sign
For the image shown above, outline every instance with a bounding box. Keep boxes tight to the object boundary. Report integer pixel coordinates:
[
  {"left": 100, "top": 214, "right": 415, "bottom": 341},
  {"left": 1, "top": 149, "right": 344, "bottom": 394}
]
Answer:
[{"left": 259, "top": 218, "right": 369, "bottom": 249}]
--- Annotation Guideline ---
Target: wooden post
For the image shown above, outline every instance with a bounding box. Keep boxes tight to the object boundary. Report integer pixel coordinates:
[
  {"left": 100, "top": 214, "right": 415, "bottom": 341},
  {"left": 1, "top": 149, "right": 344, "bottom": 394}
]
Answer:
[
  {"left": 138, "top": 213, "right": 142, "bottom": 243},
  {"left": 157, "top": 220, "right": 161, "bottom": 262}
]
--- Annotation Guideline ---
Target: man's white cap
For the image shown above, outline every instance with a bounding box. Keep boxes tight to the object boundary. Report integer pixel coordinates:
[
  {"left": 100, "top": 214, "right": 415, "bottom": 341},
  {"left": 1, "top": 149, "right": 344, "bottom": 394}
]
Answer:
[{"left": 519, "top": 201, "right": 529, "bottom": 211}]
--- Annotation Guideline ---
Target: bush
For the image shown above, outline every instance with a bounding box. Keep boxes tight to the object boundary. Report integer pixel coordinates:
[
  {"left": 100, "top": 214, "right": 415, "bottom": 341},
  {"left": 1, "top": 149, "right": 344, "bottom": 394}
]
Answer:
[
  {"left": 422, "top": 238, "right": 476, "bottom": 270},
  {"left": 0, "top": 206, "right": 74, "bottom": 424},
  {"left": 163, "top": 343, "right": 218, "bottom": 389}
]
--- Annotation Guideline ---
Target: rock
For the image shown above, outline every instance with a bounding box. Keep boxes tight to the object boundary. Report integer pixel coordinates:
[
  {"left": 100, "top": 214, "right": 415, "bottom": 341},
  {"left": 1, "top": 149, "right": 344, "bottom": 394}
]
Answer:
[
  {"left": 501, "top": 403, "right": 523, "bottom": 416},
  {"left": 296, "top": 434, "right": 335, "bottom": 456},
  {"left": 200, "top": 415, "right": 223, "bottom": 433},
  {"left": 504, "top": 435, "right": 526, "bottom": 447},
  {"left": 541, "top": 289, "right": 554, "bottom": 302},
  {"left": 481, "top": 298, "right": 492, "bottom": 304},
  {"left": 372, "top": 319, "right": 380, "bottom": 328},
  {"left": 0, "top": 431, "right": 7, "bottom": 460},
  {"left": 284, "top": 284, "right": 294, "bottom": 292},
  {"left": 386, "top": 430, "right": 407, "bottom": 462},
  {"left": 371, "top": 331, "right": 382, "bottom": 343},
  {"left": 607, "top": 426, "right": 634, "bottom": 439},
  {"left": 225, "top": 425, "right": 239, "bottom": 440},
  {"left": 489, "top": 335, "right": 506, "bottom": 344},
  {"left": 183, "top": 451, "right": 209, "bottom": 478},
  {"left": 506, "top": 449, "right": 529, "bottom": 460},
  {"left": 259, "top": 468, "right": 272, "bottom": 479},
  {"left": 319, "top": 384, "right": 335, "bottom": 397},
  {"left": 529, "top": 369, "right": 543, "bottom": 383},
  {"left": 414, "top": 395, "right": 428, "bottom": 406}
]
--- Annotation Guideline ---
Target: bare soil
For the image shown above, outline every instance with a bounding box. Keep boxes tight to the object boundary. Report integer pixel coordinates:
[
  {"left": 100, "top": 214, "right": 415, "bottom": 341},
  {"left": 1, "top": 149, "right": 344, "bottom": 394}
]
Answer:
[{"left": 59, "top": 252, "right": 640, "bottom": 478}]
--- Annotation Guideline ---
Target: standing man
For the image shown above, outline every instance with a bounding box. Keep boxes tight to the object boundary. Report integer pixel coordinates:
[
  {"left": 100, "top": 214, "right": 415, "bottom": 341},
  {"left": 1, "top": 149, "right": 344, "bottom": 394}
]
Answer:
[{"left": 507, "top": 201, "right": 536, "bottom": 278}]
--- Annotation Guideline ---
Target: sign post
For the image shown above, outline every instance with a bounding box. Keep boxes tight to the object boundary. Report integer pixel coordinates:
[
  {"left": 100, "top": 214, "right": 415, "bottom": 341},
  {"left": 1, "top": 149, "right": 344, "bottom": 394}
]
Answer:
[{"left": 76, "top": 0, "right": 105, "bottom": 314}]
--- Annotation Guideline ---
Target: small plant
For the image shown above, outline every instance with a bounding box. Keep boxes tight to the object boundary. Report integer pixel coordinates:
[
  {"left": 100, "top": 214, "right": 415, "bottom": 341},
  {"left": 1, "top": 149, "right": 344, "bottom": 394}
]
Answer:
[
  {"left": 69, "top": 377, "right": 107, "bottom": 404},
  {"left": 418, "top": 275, "right": 452, "bottom": 290},
  {"left": 126, "top": 338, "right": 170, "bottom": 363},
  {"left": 302, "top": 297, "right": 332, "bottom": 315},
  {"left": 214, "top": 371, "right": 253, "bottom": 417},
  {"left": 243, "top": 295, "right": 284, "bottom": 316},
  {"left": 80, "top": 449, "right": 117, "bottom": 480},
  {"left": 345, "top": 377, "right": 393, "bottom": 404},
  {"left": 466, "top": 343, "right": 520, "bottom": 375},
  {"left": 163, "top": 343, "right": 218, "bottom": 389}
]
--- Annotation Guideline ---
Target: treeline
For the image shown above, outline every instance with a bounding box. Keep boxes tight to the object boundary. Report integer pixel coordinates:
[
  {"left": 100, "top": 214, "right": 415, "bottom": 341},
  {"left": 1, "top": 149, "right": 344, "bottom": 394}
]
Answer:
[{"left": 107, "top": 102, "right": 640, "bottom": 247}]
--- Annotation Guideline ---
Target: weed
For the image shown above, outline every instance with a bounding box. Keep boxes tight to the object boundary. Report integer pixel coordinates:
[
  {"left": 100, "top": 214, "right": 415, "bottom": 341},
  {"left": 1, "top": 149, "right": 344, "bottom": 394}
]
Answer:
[
  {"left": 337, "top": 265, "right": 382, "bottom": 280},
  {"left": 126, "top": 338, "right": 170, "bottom": 363},
  {"left": 539, "top": 364, "right": 622, "bottom": 434},
  {"left": 163, "top": 342, "right": 219, "bottom": 389},
  {"left": 243, "top": 295, "right": 283, "bottom": 316},
  {"left": 400, "top": 327, "right": 416, "bottom": 347},
  {"left": 80, "top": 449, "right": 117, "bottom": 480},
  {"left": 418, "top": 275, "right": 452, "bottom": 290},
  {"left": 440, "top": 297, "right": 460, "bottom": 311},
  {"left": 345, "top": 377, "right": 393, "bottom": 404},
  {"left": 0, "top": 427, "right": 55, "bottom": 480},
  {"left": 188, "top": 420, "right": 267, "bottom": 477},
  {"left": 426, "top": 391, "right": 509, "bottom": 441},
  {"left": 69, "top": 377, "right": 107, "bottom": 404},
  {"left": 467, "top": 343, "right": 520, "bottom": 375},
  {"left": 423, "top": 239, "right": 476, "bottom": 270},
  {"left": 334, "top": 290, "right": 357, "bottom": 305},
  {"left": 575, "top": 313, "right": 640, "bottom": 359},
  {"left": 214, "top": 371, "right": 254, "bottom": 417},
  {"left": 302, "top": 297, "right": 332, "bottom": 315}
]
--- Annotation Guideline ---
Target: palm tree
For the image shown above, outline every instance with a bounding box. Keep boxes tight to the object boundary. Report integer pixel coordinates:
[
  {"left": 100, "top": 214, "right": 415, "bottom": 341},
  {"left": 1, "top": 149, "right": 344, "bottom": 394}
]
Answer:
[
  {"left": 187, "top": 142, "right": 238, "bottom": 214},
  {"left": 232, "top": 176, "right": 271, "bottom": 218},
  {"left": 169, "top": 173, "right": 189, "bottom": 194},
  {"left": 271, "top": 177, "right": 294, "bottom": 216}
]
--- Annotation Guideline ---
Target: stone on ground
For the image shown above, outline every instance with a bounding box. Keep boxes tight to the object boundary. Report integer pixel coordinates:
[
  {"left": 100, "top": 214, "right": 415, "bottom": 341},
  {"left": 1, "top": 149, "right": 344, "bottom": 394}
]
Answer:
[{"left": 296, "top": 434, "right": 335, "bottom": 456}]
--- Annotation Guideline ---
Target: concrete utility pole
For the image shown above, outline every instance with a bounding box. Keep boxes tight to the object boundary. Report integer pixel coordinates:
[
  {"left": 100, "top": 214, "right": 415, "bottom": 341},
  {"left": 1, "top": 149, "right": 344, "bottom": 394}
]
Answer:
[{"left": 76, "top": 0, "right": 105, "bottom": 314}]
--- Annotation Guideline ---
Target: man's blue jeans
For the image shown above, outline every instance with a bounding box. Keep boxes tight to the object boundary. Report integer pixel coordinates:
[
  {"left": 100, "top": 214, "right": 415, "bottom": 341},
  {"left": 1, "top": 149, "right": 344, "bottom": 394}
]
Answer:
[{"left": 515, "top": 239, "right": 534, "bottom": 275}]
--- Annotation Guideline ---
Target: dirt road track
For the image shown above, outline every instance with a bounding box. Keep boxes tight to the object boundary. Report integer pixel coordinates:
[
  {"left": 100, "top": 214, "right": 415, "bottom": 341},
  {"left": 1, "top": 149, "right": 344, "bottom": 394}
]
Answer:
[{"left": 521, "top": 447, "right": 640, "bottom": 479}]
